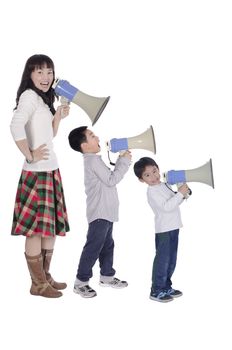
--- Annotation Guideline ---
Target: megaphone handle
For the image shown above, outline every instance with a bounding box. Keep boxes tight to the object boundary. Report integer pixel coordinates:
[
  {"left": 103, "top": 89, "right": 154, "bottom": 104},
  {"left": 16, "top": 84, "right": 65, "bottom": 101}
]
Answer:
[
  {"left": 60, "top": 96, "right": 70, "bottom": 118},
  {"left": 177, "top": 182, "right": 192, "bottom": 198}
]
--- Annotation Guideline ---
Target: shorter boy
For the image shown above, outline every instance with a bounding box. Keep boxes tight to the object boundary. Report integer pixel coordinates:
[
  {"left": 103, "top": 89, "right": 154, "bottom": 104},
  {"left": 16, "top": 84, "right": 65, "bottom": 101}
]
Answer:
[
  {"left": 68, "top": 126, "right": 131, "bottom": 298},
  {"left": 134, "top": 157, "right": 189, "bottom": 302}
]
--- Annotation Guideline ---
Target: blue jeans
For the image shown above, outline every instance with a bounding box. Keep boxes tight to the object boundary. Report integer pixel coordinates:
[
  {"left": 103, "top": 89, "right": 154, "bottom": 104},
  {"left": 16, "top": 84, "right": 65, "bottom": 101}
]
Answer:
[
  {"left": 151, "top": 229, "right": 179, "bottom": 295},
  {"left": 76, "top": 219, "right": 116, "bottom": 282}
]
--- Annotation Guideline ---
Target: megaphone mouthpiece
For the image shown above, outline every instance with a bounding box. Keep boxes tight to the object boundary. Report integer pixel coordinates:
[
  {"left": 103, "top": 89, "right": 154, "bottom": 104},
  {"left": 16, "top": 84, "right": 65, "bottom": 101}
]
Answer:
[
  {"left": 164, "top": 170, "right": 186, "bottom": 185},
  {"left": 108, "top": 138, "right": 129, "bottom": 153},
  {"left": 53, "top": 78, "right": 78, "bottom": 101}
]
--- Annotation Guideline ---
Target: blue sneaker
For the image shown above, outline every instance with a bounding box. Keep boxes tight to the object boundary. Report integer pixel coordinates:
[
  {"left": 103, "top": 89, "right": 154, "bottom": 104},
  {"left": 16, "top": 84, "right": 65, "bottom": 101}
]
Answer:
[
  {"left": 150, "top": 291, "right": 173, "bottom": 303},
  {"left": 166, "top": 288, "right": 183, "bottom": 298}
]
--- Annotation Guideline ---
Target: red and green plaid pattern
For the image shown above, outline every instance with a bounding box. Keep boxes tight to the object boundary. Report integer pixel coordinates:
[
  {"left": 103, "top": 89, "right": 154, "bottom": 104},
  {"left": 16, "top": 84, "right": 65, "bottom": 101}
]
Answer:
[{"left": 12, "top": 169, "right": 70, "bottom": 237}]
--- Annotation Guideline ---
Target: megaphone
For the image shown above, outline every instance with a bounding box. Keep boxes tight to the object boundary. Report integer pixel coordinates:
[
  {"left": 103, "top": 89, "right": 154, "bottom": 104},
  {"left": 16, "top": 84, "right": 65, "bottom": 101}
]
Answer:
[
  {"left": 107, "top": 125, "right": 156, "bottom": 154},
  {"left": 163, "top": 159, "right": 215, "bottom": 189},
  {"left": 52, "top": 78, "right": 110, "bottom": 125}
]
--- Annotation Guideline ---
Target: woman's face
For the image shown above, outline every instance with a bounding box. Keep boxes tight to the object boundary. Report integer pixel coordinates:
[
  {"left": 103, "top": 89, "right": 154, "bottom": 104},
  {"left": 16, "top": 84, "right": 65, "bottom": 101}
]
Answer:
[{"left": 31, "top": 65, "right": 54, "bottom": 92}]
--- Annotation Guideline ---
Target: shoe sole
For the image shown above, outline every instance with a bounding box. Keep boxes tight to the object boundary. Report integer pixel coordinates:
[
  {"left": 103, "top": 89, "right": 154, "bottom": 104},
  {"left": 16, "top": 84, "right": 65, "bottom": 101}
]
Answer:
[
  {"left": 99, "top": 282, "right": 128, "bottom": 289},
  {"left": 149, "top": 295, "right": 173, "bottom": 302},
  {"left": 170, "top": 293, "right": 183, "bottom": 298}
]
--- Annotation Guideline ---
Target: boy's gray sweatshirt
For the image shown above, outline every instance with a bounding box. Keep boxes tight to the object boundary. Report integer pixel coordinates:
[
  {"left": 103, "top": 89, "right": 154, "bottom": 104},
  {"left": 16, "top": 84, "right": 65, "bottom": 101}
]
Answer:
[{"left": 83, "top": 153, "right": 130, "bottom": 224}]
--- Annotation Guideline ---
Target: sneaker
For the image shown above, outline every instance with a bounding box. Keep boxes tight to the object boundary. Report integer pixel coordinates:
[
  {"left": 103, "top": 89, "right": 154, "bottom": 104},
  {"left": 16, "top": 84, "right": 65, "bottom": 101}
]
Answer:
[
  {"left": 73, "top": 284, "right": 97, "bottom": 298},
  {"left": 150, "top": 291, "right": 173, "bottom": 303},
  {"left": 99, "top": 277, "right": 128, "bottom": 289},
  {"left": 166, "top": 288, "right": 183, "bottom": 298}
]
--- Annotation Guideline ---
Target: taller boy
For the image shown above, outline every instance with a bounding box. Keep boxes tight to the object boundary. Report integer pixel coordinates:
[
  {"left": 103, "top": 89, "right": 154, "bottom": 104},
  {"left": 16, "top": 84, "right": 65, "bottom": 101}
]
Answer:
[{"left": 68, "top": 126, "right": 131, "bottom": 298}]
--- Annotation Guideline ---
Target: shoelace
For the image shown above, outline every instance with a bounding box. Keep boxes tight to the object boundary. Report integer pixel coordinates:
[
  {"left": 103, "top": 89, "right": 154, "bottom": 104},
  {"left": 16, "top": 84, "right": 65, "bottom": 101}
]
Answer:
[
  {"left": 110, "top": 278, "right": 120, "bottom": 284},
  {"left": 157, "top": 291, "right": 168, "bottom": 298},
  {"left": 79, "top": 285, "right": 95, "bottom": 292},
  {"left": 166, "top": 288, "right": 172, "bottom": 293}
]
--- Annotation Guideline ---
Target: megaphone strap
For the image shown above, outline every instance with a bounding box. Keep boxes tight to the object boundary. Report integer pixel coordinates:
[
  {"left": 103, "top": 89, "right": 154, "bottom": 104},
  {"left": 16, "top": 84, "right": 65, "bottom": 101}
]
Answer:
[
  {"left": 107, "top": 151, "right": 116, "bottom": 166},
  {"left": 164, "top": 183, "right": 177, "bottom": 194}
]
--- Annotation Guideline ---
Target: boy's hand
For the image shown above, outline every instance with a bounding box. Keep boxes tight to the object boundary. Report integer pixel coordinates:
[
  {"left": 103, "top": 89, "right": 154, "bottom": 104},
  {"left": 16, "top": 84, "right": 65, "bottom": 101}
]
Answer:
[
  {"left": 120, "top": 150, "right": 132, "bottom": 160},
  {"left": 178, "top": 183, "right": 190, "bottom": 197}
]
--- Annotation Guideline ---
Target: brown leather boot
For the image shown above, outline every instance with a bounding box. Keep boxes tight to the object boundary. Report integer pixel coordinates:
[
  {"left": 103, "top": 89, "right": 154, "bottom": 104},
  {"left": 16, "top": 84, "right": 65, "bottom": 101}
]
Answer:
[
  {"left": 41, "top": 249, "right": 67, "bottom": 290},
  {"left": 25, "top": 253, "right": 62, "bottom": 298}
]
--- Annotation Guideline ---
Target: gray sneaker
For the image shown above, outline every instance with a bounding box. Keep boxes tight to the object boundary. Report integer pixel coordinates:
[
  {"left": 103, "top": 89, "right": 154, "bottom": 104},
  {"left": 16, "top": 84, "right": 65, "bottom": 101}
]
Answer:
[
  {"left": 99, "top": 277, "right": 128, "bottom": 289},
  {"left": 73, "top": 284, "right": 97, "bottom": 298}
]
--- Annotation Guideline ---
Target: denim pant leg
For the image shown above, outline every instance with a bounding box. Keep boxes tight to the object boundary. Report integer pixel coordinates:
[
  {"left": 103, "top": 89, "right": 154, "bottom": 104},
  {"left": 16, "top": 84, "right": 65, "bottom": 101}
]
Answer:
[
  {"left": 166, "top": 229, "right": 179, "bottom": 290},
  {"left": 151, "top": 232, "right": 171, "bottom": 294},
  {"left": 99, "top": 222, "right": 116, "bottom": 277},
  {"left": 76, "top": 219, "right": 114, "bottom": 282}
]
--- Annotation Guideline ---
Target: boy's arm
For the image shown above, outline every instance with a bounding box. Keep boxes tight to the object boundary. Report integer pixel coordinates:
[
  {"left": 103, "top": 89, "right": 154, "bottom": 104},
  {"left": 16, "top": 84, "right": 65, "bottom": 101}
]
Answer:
[
  {"left": 93, "top": 155, "right": 131, "bottom": 187},
  {"left": 148, "top": 188, "right": 184, "bottom": 212}
]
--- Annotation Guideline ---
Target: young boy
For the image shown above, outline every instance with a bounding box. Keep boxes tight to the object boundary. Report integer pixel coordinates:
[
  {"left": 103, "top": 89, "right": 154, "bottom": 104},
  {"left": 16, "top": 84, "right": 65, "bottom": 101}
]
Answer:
[
  {"left": 133, "top": 157, "right": 189, "bottom": 303},
  {"left": 68, "top": 126, "right": 131, "bottom": 298}
]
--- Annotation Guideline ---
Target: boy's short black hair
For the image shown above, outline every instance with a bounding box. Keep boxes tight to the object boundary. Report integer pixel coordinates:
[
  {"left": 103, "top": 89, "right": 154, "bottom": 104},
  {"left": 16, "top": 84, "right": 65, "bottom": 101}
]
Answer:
[
  {"left": 68, "top": 126, "right": 88, "bottom": 153},
  {"left": 134, "top": 157, "right": 159, "bottom": 179}
]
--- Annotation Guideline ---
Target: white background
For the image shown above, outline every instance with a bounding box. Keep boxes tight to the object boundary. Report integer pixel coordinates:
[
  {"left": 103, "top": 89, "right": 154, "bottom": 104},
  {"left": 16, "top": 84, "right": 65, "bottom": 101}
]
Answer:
[{"left": 0, "top": 1, "right": 231, "bottom": 349}]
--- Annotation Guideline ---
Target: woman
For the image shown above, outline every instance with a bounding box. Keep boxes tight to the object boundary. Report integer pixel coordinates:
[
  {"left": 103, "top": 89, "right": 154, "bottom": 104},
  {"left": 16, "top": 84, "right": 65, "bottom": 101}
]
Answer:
[{"left": 10, "top": 54, "right": 70, "bottom": 298}]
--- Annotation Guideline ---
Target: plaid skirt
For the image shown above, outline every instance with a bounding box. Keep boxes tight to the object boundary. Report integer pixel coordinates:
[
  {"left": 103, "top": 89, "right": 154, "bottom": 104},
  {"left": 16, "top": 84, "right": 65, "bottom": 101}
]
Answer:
[{"left": 11, "top": 169, "right": 70, "bottom": 237}]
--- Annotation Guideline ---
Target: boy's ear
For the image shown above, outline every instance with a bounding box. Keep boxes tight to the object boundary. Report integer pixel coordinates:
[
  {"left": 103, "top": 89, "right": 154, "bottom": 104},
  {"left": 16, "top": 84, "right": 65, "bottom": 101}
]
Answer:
[
  {"left": 81, "top": 142, "right": 88, "bottom": 152},
  {"left": 139, "top": 178, "right": 145, "bottom": 183}
]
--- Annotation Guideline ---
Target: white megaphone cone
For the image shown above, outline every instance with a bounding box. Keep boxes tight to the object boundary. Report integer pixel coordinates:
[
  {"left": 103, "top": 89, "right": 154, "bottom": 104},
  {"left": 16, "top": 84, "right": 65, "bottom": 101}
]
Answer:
[{"left": 53, "top": 78, "right": 110, "bottom": 125}]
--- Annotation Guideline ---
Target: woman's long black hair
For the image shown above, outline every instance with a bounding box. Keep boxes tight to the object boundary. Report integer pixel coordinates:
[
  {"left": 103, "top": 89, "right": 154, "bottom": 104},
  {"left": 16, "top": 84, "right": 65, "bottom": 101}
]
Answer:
[{"left": 14, "top": 54, "right": 57, "bottom": 114}]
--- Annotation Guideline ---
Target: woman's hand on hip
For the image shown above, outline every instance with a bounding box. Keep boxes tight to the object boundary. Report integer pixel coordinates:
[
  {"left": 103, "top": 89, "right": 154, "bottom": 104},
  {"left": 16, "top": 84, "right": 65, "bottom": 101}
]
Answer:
[{"left": 32, "top": 144, "right": 49, "bottom": 162}]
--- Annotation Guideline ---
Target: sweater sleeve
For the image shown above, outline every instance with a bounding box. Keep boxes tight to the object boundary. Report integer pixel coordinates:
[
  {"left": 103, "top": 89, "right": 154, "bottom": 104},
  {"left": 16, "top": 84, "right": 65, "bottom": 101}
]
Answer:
[
  {"left": 10, "top": 90, "right": 38, "bottom": 141},
  {"left": 92, "top": 156, "right": 130, "bottom": 187},
  {"left": 148, "top": 186, "right": 184, "bottom": 213}
]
